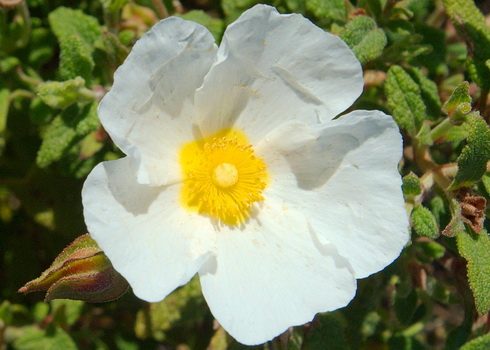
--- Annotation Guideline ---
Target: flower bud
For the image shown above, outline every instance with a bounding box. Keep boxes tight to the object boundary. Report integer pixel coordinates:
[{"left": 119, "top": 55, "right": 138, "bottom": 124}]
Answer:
[{"left": 19, "top": 234, "right": 128, "bottom": 303}]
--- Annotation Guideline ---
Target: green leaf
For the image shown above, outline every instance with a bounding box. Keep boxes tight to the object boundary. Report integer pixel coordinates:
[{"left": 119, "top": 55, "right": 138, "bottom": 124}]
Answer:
[
  {"left": 0, "top": 79, "right": 8, "bottom": 133},
  {"left": 48, "top": 7, "right": 101, "bottom": 49},
  {"left": 406, "top": 67, "right": 442, "bottom": 118},
  {"left": 32, "top": 302, "right": 50, "bottom": 323},
  {"left": 27, "top": 27, "right": 56, "bottom": 68},
  {"left": 36, "top": 77, "right": 94, "bottom": 109},
  {"left": 450, "top": 113, "right": 490, "bottom": 190},
  {"left": 461, "top": 333, "right": 490, "bottom": 350},
  {"left": 178, "top": 10, "right": 225, "bottom": 42},
  {"left": 413, "top": 23, "right": 447, "bottom": 75},
  {"left": 442, "top": 0, "right": 490, "bottom": 89},
  {"left": 0, "top": 56, "right": 20, "bottom": 74},
  {"left": 443, "top": 81, "right": 472, "bottom": 117},
  {"left": 394, "top": 288, "right": 418, "bottom": 325},
  {"left": 48, "top": 7, "right": 101, "bottom": 81},
  {"left": 221, "top": 0, "right": 258, "bottom": 22},
  {"left": 385, "top": 65, "right": 427, "bottom": 133},
  {"left": 411, "top": 205, "right": 439, "bottom": 239},
  {"left": 303, "top": 312, "right": 349, "bottom": 350},
  {"left": 402, "top": 172, "right": 422, "bottom": 196},
  {"left": 59, "top": 35, "right": 95, "bottom": 81},
  {"left": 339, "top": 16, "right": 387, "bottom": 64},
  {"left": 417, "top": 241, "right": 446, "bottom": 261},
  {"left": 481, "top": 173, "right": 490, "bottom": 197},
  {"left": 13, "top": 325, "right": 77, "bottom": 350},
  {"left": 305, "top": 0, "right": 346, "bottom": 22},
  {"left": 36, "top": 102, "right": 99, "bottom": 168},
  {"left": 98, "top": 31, "right": 130, "bottom": 68},
  {"left": 118, "top": 30, "right": 135, "bottom": 46},
  {"left": 428, "top": 196, "right": 448, "bottom": 227},
  {"left": 135, "top": 276, "right": 208, "bottom": 343},
  {"left": 457, "top": 229, "right": 490, "bottom": 315},
  {"left": 442, "top": 198, "right": 465, "bottom": 237},
  {"left": 51, "top": 300, "right": 84, "bottom": 326}
]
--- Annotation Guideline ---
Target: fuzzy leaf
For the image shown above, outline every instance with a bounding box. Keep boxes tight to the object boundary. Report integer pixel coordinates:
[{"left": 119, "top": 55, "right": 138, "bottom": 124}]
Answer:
[
  {"left": 99, "top": 31, "right": 130, "bottom": 68},
  {"left": 457, "top": 229, "right": 490, "bottom": 315},
  {"left": 36, "top": 102, "right": 99, "bottom": 168},
  {"left": 481, "top": 173, "right": 490, "bottom": 197},
  {"left": 339, "top": 16, "right": 387, "bottom": 64},
  {"left": 385, "top": 65, "right": 427, "bottom": 133},
  {"left": 443, "top": 81, "right": 472, "bottom": 117},
  {"left": 417, "top": 241, "right": 446, "bottom": 261},
  {"left": 36, "top": 77, "right": 94, "bottom": 109},
  {"left": 48, "top": 7, "right": 101, "bottom": 48},
  {"left": 461, "top": 333, "right": 490, "bottom": 350},
  {"left": 442, "top": 0, "right": 490, "bottom": 89},
  {"left": 406, "top": 67, "right": 442, "bottom": 118},
  {"left": 402, "top": 172, "right": 422, "bottom": 196},
  {"left": 442, "top": 198, "right": 466, "bottom": 237},
  {"left": 305, "top": 0, "right": 346, "bottom": 22},
  {"left": 413, "top": 23, "right": 447, "bottom": 75},
  {"left": 59, "top": 35, "right": 95, "bottom": 81},
  {"left": 451, "top": 114, "right": 490, "bottom": 190},
  {"left": 412, "top": 205, "right": 439, "bottom": 239},
  {"left": 48, "top": 7, "right": 101, "bottom": 81}
]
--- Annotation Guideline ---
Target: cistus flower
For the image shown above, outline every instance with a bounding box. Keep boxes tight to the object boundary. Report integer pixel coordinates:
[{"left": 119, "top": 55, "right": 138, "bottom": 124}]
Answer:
[{"left": 82, "top": 4, "right": 409, "bottom": 345}]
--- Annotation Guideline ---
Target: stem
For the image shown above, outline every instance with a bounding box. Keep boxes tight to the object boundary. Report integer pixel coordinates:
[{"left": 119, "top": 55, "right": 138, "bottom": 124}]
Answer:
[
  {"left": 8, "top": 89, "right": 35, "bottom": 102},
  {"left": 478, "top": 89, "right": 488, "bottom": 118},
  {"left": 151, "top": 0, "right": 169, "bottom": 19},
  {"left": 430, "top": 117, "right": 453, "bottom": 142},
  {"left": 15, "top": 66, "right": 41, "bottom": 87},
  {"left": 16, "top": 1, "right": 31, "bottom": 48},
  {"left": 413, "top": 138, "right": 437, "bottom": 173},
  {"left": 79, "top": 87, "right": 97, "bottom": 101},
  {"left": 382, "top": 0, "right": 398, "bottom": 20},
  {"left": 415, "top": 163, "right": 458, "bottom": 205},
  {"left": 401, "top": 322, "right": 424, "bottom": 337}
]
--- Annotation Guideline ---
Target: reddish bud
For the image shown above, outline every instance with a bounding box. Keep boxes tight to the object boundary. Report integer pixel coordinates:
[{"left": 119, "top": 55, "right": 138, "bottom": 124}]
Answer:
[{"left": 19, "top": 234, "right": 128, "bottom": 303}]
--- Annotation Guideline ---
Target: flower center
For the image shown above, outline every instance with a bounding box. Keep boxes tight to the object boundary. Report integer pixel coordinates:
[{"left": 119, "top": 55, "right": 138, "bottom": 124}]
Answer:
[
  {"left": 179, "top": 129, "right": 268, "bottom": 225},
  {"left": 212, "top": 163, "right": 238, "bottom": 188}
]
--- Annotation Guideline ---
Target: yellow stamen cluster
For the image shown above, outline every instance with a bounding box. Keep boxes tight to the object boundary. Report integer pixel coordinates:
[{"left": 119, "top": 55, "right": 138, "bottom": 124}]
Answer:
[{"left": 179, "top": 129, "right": 268, "bottom": 225}]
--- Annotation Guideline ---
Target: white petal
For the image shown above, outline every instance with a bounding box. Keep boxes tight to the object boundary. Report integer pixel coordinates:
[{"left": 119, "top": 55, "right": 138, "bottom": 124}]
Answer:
[
  {"left": 82, "top": 156, "right": 215, "bottom": 302},
  {"left": 195, "top": 4, "right": 363, "bottom": 144},
  {"left": 99, "top": 17, "right": 218, "bottom": 186},
  {"left": 258, "top": 110, "right": 409, "bottom": 279},
  {"left": 198, "top": 200, "right": 356, "bottom": 345}
]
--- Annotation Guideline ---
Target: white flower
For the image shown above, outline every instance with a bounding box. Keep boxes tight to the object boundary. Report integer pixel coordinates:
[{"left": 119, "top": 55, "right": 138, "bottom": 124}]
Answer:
[{"left": 82, "top": 4, "right": 409, "bottom": 345}]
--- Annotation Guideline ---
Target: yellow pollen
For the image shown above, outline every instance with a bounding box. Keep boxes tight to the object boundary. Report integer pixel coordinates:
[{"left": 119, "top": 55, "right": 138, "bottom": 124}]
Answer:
[
  {"left": 213, "top": 163, "right": 238, "bottom": 188},
  {"left": 179, "top": 129, "right": 268, "bottom": 225}
]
